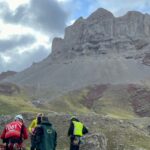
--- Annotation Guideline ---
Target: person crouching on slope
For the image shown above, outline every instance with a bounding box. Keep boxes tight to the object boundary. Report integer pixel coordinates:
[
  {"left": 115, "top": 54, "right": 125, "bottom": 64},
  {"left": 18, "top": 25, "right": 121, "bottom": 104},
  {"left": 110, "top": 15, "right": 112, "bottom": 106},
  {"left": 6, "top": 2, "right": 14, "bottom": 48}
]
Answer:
[
  {"left": 68, "top": 116, "right": 88, "bottom": 150},
  {"left": 0, "top": 114, "right": 28, "bottom": 150}
]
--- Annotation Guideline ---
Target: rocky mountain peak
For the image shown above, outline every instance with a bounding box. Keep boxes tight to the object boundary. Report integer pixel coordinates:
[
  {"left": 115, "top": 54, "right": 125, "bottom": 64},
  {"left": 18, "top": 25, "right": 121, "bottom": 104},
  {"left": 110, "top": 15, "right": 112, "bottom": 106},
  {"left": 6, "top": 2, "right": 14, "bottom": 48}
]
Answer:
[
  {"left": 50, "top": 8, "right": 150, "bottom": 61},
  {"left": 87, "top": 8, "right": 114, "bottom": 21},
  {"left": 74, "top": 17, "right": 85, "bottom": 25},
  {"left": 125, "top": 10, "right": 143, "bottom": 17}
]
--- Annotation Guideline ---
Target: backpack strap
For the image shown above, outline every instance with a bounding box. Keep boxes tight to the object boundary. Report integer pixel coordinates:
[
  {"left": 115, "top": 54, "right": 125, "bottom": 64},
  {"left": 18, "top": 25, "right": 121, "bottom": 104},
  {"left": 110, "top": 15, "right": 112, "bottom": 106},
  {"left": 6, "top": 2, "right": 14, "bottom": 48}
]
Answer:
[{"left": 20, "top": 124, "right": 24, "bottom": 142}]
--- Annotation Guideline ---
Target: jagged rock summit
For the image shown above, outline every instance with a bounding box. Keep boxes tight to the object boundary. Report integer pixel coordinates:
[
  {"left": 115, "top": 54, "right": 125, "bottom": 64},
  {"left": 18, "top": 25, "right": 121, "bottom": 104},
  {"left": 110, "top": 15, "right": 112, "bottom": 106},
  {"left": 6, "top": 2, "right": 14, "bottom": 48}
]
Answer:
[
  {"left": 51, "top": 8, "right": 150, "bottom": 60},
  {"left": 4, "top": 8, "right": 150, "bottom": 98}
]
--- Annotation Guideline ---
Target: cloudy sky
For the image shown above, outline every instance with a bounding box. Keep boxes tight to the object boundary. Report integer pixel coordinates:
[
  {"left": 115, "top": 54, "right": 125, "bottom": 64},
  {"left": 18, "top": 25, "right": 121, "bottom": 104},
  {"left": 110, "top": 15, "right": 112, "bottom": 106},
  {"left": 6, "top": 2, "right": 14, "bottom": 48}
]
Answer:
[{"left": 0, "top": 0, "right": 150, "bottom": 73}]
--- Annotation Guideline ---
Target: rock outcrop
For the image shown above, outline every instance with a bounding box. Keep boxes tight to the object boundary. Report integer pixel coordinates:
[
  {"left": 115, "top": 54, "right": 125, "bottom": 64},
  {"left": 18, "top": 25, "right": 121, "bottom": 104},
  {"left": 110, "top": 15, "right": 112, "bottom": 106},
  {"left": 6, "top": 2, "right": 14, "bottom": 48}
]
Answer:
[
  {"left": 0, "top": 71, "right": 16, "bottom": 81},
  {"left": 81, "top": 133, "right": 107, "bottom": 150}
]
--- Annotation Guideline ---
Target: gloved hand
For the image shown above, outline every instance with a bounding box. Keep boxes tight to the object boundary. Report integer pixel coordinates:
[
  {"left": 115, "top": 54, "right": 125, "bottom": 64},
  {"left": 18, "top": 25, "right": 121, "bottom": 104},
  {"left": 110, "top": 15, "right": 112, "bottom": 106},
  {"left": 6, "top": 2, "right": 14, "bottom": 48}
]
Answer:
[{"left": 31, "top": 128, "right": 35, "bottom": 134}]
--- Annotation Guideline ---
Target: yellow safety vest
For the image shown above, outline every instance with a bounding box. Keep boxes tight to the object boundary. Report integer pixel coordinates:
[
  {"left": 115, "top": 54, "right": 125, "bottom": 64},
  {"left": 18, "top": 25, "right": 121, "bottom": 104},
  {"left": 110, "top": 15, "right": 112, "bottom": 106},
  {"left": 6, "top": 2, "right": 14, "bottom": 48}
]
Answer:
[{"left": 73, "top": 121, "right": 83, "bottom": 136}]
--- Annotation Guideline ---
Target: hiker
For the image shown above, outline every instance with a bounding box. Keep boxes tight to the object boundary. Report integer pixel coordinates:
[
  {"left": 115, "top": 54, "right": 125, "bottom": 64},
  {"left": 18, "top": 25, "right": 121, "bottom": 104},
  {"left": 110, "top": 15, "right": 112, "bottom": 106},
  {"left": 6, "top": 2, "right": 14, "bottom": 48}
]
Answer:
[
  {"left": 29, "top": 116, "right": 42, "bottom": 150},
  {"left": 28, "top": 113, "right": 43, "bottom": 150},
  {"left": 68, "top": 116, "right": 88, "bottom": 150},
  {"left": 34, "top": 116, "right": 57, "bottom": 150},
  {"left": 0, "top": 114, "right": 28, "bottom": 150}
]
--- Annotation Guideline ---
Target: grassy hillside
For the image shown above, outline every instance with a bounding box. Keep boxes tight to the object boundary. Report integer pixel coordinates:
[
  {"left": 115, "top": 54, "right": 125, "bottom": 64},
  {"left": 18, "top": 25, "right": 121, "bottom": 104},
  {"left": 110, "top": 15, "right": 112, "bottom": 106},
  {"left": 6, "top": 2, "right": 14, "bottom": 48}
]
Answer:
[
  {"left": 1, "top": 83, "right": 150, "bottom": 149},
  {"left": 0, "top": 94, "right": 38, "bottom": 114},
  {"left": 0, "top": 83, "right": 45, "bottom": 114},
  {"left": 44, "top": 84, "right": 141, "bottom": 120},
  {"left": 1, "top": 83, "right": 150, "bottom": 118},
  {"left": 92, "top": 85, "right": 137, "bottom": 119}
]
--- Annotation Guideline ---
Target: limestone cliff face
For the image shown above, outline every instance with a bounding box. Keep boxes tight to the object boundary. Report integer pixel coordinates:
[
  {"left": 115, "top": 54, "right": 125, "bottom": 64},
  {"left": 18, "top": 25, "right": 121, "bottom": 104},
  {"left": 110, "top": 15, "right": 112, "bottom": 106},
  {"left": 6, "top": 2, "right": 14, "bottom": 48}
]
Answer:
[{"left": 51, "top": 8, "right": 150, "bottom": 60}]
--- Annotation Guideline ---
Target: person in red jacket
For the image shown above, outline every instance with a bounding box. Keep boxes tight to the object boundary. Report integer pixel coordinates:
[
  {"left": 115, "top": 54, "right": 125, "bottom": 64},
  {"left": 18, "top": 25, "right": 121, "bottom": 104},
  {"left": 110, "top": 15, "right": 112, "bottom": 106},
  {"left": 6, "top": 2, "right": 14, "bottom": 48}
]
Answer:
[{"left": 1, "top": 114, "right": 28, "bottom": 150}]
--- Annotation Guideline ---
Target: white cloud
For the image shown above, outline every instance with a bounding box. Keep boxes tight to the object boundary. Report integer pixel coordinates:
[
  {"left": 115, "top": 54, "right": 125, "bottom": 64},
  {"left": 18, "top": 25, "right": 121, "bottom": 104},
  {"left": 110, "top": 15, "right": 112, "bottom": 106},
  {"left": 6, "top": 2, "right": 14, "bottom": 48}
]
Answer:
[
  {"left": 67, "top": 19, "right": 76, "bottom": 26},
  {"left": 0, "top": 21, "right": 32, "bottom": 37},
  {"left": 4, "top": 0, "right": 30, "bottom": 10},
  {"left": 0, "top": 45, "right": 50, "bottom": 72},
  {"left": 56, "top": 0, "right": 71, "bottom": 2},
  {"left": 0, "top": 0, "right": 68, "bottom": 34},
  {"left": 95, "top": 0, "right": 150, "bottom": 16},
  {"left": 0, "top": 0, "right": 68, "bottom": 72},
  {"left": 0, "top": 54, "right": 11, "bottom": 63}
]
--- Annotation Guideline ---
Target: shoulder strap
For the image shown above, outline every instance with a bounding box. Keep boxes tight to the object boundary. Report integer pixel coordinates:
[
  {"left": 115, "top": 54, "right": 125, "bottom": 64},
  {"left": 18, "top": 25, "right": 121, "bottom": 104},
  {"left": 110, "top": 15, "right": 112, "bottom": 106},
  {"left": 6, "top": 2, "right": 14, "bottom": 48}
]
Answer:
[{"left": 20, "top": 124, "right": 24, "bottom": 140}]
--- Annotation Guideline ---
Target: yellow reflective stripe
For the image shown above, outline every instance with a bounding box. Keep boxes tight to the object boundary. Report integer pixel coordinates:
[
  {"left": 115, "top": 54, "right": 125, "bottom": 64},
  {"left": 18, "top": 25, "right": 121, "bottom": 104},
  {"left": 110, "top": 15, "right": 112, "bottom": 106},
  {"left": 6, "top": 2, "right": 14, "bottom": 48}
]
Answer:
[{"left": 73, "top": 121, "right": 83, "bottom": 136}]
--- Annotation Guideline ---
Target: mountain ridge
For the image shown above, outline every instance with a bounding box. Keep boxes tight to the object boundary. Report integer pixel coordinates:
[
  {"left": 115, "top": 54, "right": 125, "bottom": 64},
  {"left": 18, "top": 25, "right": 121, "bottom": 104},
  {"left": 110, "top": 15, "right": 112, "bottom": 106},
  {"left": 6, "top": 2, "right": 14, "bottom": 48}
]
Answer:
[{"left": 3, "top": 8, "right": 150, "bottom": 99}]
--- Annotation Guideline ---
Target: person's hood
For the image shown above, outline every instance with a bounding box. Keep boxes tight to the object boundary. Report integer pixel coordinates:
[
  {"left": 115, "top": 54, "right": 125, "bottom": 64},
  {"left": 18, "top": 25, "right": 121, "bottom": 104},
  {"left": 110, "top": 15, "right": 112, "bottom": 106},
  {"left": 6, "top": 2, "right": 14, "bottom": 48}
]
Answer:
[
  {"left": 71, "top": 118, "right": 79, "bottom": 122},
  {"left": 41, "top": 120, "right": 52, "bottom": 126}
]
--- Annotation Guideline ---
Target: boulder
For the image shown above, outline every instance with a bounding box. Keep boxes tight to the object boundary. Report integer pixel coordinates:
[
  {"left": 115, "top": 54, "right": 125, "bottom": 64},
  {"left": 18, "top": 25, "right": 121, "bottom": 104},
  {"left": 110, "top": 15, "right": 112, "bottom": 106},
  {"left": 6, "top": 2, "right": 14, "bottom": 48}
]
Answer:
[{"left": 81, "top": 133, "right": 107, "bottom": 150}]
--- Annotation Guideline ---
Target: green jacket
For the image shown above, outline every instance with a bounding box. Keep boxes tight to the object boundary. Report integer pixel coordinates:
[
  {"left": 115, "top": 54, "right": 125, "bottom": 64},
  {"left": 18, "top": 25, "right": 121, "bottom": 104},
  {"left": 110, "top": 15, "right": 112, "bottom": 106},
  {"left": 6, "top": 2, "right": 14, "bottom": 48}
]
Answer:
[{"left": 35, "top": 121, "right": 57, "bottom": 150}]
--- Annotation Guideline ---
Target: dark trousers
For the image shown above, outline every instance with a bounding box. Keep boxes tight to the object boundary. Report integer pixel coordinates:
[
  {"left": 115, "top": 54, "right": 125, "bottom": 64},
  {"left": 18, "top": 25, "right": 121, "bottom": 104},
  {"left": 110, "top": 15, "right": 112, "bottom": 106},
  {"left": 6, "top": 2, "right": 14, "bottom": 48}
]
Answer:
[
  {"left": 4, "top": 138, "right": 22, "bottom": 150},
  {"left": 70, "top": 137, "right": 80, "bottom": 150},
  {"left": 30, "top": 135, "right": 36, "bottom": 150},
  {"left": 5, "top": 139, "right": 22, "bottom": 150},
  {"left": 70, "top": 143, "right": 79, "bottom": 150}
]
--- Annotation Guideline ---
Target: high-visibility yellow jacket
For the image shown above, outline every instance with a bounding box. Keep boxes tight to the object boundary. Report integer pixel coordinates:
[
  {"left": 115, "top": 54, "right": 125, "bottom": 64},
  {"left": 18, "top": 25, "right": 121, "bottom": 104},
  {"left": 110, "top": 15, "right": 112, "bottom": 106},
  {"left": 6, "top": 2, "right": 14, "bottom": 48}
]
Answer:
[
  {"left": 72, "top": 121, "right": 84, "bottom": 136},
  {"left": 68, "top": 119, "right": 88, "bottom": 138},
  {"left": 28, "top": 118, "right": 38, "bottom": 133}
]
